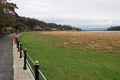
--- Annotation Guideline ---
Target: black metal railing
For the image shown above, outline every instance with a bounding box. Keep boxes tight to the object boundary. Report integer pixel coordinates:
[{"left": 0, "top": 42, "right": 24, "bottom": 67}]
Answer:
[{"left": 16, "top": 37, "right": 47, "bottom": 80}]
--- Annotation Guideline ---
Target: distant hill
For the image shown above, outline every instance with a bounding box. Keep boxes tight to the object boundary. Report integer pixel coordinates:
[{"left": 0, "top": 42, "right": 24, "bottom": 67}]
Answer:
[
  {"left": 107, "top": 26, "right": 120, "bottom": 31},
  {"left": 16, "top": 16, "right": 82, "bottom": 31}
]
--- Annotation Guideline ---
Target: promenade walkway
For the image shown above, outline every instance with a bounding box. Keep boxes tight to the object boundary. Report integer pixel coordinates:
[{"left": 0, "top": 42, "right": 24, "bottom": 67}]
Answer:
[
  {"left": 13, "top": 35, "right": 34, "bottom": 80},
  {"left": 0, "top": 33, "right": 34, "bottom": 80}
]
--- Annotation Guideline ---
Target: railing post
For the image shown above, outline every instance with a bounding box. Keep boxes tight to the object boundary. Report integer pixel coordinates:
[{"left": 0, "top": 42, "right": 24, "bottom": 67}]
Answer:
[
  {"left": 16, "top": 38, "right": 18, "bottom": 47},
  {"left": 19, "top": 42, "right": 22, "bottom": 58},
  {"left": 35, "top": 61, "right": 40, "bottom": 80},
  {"left": 23, "top": 48, "right": 27, "bottom": 70},
  {"left": 17, "top": 39, "right": 20, "bottom": 51}
]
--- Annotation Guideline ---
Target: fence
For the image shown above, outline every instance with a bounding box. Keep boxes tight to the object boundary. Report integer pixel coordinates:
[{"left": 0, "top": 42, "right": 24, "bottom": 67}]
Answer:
[{"left": 16, "top": 34, "right": 47, "bottom": 80}]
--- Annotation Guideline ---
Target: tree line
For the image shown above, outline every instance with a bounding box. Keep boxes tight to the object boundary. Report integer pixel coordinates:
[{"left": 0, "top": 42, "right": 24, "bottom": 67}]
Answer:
[
  {"left": 0, "top": 0, "right": 18, "bottom": 35},
  {"left": 16, "top": 16, "right": 81, "bottom": 31},
  {"left": 107, "top": 26, "right": 120, "bottom": 31}
]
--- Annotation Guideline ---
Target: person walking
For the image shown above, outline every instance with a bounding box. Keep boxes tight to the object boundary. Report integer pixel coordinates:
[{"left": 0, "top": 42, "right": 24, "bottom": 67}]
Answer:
[{"left": 13, "top": 33, "right": 17, "bottom": 44}]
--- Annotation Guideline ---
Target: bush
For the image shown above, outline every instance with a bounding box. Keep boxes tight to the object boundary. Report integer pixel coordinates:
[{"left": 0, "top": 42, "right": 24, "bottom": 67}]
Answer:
[{"left": 0, "top": 27, "right": 15, "bottom": 36}]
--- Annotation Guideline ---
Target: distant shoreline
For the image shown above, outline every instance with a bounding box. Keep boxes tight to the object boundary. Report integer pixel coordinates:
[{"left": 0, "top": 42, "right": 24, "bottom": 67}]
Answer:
[{"left": 82, "top": 31, "right": 120, "bottom": 33}]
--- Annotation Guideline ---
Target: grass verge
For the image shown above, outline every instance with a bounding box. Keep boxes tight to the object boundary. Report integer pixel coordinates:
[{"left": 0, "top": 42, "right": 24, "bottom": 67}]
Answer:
[{"left": 20, "top": 32, "right": 120, "bottom": 80}]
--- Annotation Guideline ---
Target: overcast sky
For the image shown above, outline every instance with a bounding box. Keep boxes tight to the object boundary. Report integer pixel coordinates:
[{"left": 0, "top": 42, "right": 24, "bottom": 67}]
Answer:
[{"left": 10, "top": 0, "right": 120, "bottom": 29}]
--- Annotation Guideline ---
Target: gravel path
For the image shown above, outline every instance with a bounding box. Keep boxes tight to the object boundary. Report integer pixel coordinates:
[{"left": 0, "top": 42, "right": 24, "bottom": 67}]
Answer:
[{"left": 0, "top": 33, "right": 14, "bottom": 80}]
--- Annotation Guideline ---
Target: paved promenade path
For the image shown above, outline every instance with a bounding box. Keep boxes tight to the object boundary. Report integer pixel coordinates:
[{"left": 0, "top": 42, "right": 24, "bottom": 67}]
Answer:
[
  {"left": 13, "top": 40, "right": 34, "bottom": 80},
  {"left": 0, "top": 33, "right": 14, "bottom": 80}
]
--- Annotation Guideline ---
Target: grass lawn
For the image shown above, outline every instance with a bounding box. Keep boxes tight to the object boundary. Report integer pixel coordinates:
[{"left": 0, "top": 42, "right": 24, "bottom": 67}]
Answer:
[{"left": 20, "top": 31, "right": 120, "bottom": 80}]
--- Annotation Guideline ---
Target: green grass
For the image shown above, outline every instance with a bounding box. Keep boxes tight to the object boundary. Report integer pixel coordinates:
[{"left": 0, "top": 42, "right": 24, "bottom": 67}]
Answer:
[{"left": 20, "top": 32, "right": 120, "bottom": 80}]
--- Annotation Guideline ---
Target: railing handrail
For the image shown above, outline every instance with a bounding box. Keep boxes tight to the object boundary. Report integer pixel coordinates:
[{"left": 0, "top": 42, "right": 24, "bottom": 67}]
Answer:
[
  {"left": 38, "top": 69, "right": 47, "bottom": 80},
  {"left": 26, "top": 52, "right": 35, "bottom": 65},
  {"left": 26, "top": 60, "right": 35, "bottom": 77},
  {"left": 16, "top": 33, "right": 47, "bottom": 80},
  {"left": 26, "top": 52, "right": 47, "bottom": 80}
]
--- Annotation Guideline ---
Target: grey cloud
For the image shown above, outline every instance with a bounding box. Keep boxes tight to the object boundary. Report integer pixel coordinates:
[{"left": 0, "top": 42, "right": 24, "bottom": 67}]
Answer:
[{"left": 11, "top": 0, "right": 120, "bottom": 27}]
